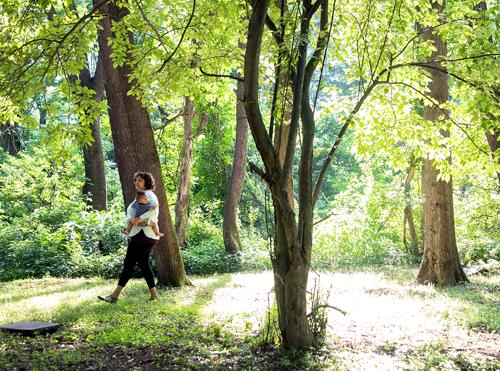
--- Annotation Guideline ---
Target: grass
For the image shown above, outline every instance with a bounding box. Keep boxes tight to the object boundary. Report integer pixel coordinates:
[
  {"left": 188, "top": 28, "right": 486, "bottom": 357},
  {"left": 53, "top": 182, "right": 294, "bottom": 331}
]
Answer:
[
  {"left": 0, "top": 267, "right": 498, "bottom": 370},
  {"left": 0, "top": 274, "right": 334, "bottom": 370}
]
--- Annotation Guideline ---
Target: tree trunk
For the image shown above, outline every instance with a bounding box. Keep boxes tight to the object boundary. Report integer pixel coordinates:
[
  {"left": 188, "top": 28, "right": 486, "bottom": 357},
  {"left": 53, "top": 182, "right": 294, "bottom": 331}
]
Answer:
[
  {"left": 0, "top": 124, "right": 20, "bottom": 155},
  {"left": 403, "top": 159, "right": 419, "bottom": 255},
  {"left": 485, "top": 127, "right": 500, "bottom": 184},
  {"left": 96, "top": 0, "right": 188, "bottom": 286},
  {"left": 417, "top": 0, "right": 467, "bottom": 285},
  {"left": 223, "top": 76, "right": 249, "bottom": 254},
  {"left": 271, "top": 185, "right": 312, "bottom": 348},
  {"left": 175, "top": 96, "right": 194, "bottom": 247},
  {"left": 243, "top": 0, "right": 327, "bottom": 349},
  {"left": 38, "top": 103, "right": 47, "bottom": 126},
  {"left": 475, "top": 2, "right": 500, "bottom": 185},
  {"left": 80, "top": 55, "right": 107, "bottom": 211}
]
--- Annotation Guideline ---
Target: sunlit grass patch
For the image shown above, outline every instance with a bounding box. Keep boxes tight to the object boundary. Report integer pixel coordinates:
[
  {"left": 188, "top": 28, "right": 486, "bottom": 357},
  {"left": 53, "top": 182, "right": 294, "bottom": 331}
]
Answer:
[
  {"left": 0, "top": 269, "right": 497, "bottom": 370},
  {"left": 0, "top": 275, "right": 238, "bottom": 369},
  {"left": 2, "top": 274, "right": 335, "bottom": 370},
  {"left": 438, "top": 276, "right": 500, "bottom": 334}
]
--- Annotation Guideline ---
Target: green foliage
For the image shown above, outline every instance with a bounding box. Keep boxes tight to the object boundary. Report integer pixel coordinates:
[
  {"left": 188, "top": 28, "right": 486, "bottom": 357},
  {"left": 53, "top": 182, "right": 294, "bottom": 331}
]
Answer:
[
  {"left": 191, "top": 104, "right": 235, "bottom": 218},
  {"left": 454, "top": 157, "right": 500, "bottom": 264},
  {"left": 186, "top": 211, "right": 223, "bottom": 247},
  {"left": 313, "top": 115, "right": 362, "bottom": 217},
  {"left": 0, "top": 274, "right": 340, "bottom": 369},
  {"left": 308, "top": 278, "right": 330, "bottom": 346},
  {"left": 312, "top": 162, "right": 415, "bottom": 269},
  {"left": 258, "top": 303, "right": 281, "bottom": 347},
  {"left": 0, "top": 147, "right": 127, "bottom": 281},
  {"left": 181, "top": 242, "right": 240, "bottom": 276}
]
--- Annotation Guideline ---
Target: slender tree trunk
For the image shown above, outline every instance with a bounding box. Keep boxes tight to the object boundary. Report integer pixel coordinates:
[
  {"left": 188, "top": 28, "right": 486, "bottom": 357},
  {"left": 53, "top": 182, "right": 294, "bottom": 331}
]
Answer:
[
  {"left": 485, "top": 129, "right": 500, "bottom": 184},
  {"left": 0, "top": 124, "right": 20, "bottom": 155},
  {"left": 474, "top": 2, "right": 500, "bottom": 185},
  {"left": 403, "top": 159, "right": 419, "bottom": 255},
  {"left": 96, "top": 0, "right": 188, "bottom": 286},
  {"left": 274, "top": 106, "right": 294, "bottom": 207},
  {"left": 38, "top": 103, "right": 47, "bottom": 126},
  {"left": 417, "top": 0, "right": 467, "bottom": 285},
  {"left": 175, "top": 96, "right": 194, "bottom": 246},
  {"left": 223, "top": 76, "right": 249, "bottom": 253},
  {"left": 79, "top": 55, "right": 107, "bottom": 211}
]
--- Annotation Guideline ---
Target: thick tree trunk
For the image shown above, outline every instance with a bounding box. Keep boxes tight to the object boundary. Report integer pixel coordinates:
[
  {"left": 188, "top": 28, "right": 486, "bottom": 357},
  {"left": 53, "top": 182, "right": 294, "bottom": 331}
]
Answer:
[
  {"left": 244, "top": 0, "right": 311, "bottom": 348},
  {"left": 0, "top": 124, "right": 20, "bottom": 155},
  {"left": 271, "top": 185, "right": 313, "bottom": 349},
  {"left": 80, "top": 56, "right": 107, "bottom": 211},
  {"left": 243, "top": 0, "right": 328, "bottom": 349},
  {"left": 403, "top": 161, "right": 419, "bottom": 255},
  {"left": 175, "top": 96, "right": 194, "bottom": 247},
  {"left": 223, "top": 77, "right": 249, "bottom": 253},
  {"left": 417, "top": 0, "right": 467, "bottom": 285},
  {"left": 96, "top": 0, "right": 188, "bottom": 286}
]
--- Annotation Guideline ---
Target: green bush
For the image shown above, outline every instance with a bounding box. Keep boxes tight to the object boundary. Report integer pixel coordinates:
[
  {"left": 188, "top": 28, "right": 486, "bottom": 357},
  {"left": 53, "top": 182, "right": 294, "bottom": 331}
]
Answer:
[
  {"left": 181, "top": 242, "right": 240, "bottom": 275},
  {"left": 0, "top": 220, "right": 75, "bottom": 280},
  {"left": 187, "top": 214, "right": 223, "bottom": 247},
  {"left": 0, "top": 209, "right": 127, "bottom": 281},
  {"left": 459, "top": 235, "right": 500, "bottom": 264},
  {"left": 70, "top": 209, "right": 127, "bottom": 256}
]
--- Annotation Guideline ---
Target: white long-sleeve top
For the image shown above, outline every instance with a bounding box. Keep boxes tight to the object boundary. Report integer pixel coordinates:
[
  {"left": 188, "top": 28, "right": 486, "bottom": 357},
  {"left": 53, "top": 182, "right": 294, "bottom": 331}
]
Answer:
[{"left": 126, "top": 189, "right": 160, "bottom": 240}]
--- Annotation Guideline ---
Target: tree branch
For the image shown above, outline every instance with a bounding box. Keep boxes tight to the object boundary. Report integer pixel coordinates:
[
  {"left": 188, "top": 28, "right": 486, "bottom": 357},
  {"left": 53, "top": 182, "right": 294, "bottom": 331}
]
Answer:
[
  {"left": 313, "top": 212, "right": 337, "bottom": 226},
  {"left": 307, "top": 304, "right": 347, "bottom": 317},
  {"left": 199, "top": 67, "right": 243, "bottom": 82},
  {"left": 154, "top": 106, "right": 185, "bottom": 131},
  {"left": 312, "top": 80, "right": 380, "bottom": 207},
  {"left": 244, "top": 0, "right": 278, "bottom": 178},
  {"left": 41, "top": 0, "right": 112, "bottom": 80},
  {"left": 392, "top": 18, "right": 485, "bottom": 61},
  {"left": 133, "top": 0, "right": 169, "bottom": 53},
  {"left": 265, "top": 14, "right": 282, "bottom": 45},
  {"left": 379, "top": 81, "right": 490, "bottom": 156},
  {"left": 370, "top": 0, "right": 398, "bottom": 83},
  {"left": 156, "top": 0, "right": 196, "bottom": 73},
  {"left": 249, "top": 162, "right": 271, "bottom": 183}
]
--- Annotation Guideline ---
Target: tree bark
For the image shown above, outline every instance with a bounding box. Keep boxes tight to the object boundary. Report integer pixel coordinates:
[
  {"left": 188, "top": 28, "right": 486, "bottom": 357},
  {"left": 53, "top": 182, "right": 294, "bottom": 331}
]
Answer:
[
  {"left": 175, "top": 96, "right": 194, "bottom": 247},
  {"left": 417, "top": 0, "right": 468, "bottom": 285},
  {"left": 243, "top": 0, "right": 327, "bottom": 349},
  {"left": 474, "top": 2, "right": 500, "bottom": 185},
  {"left": 403, "top": 159, "right": 419, "bottom": 255},
  {"left": 0, "top": 124, "right": 20, "bottom": 155},
  {"left": 79, "top": 54, "right": 107, "bottom": 211},
  {"left": 485, "top": 129, "right": 500, "bottom": 184},
  {"left": 223, "top": 76, "right": 249, "bottom": 254},
  {"left": 95, "top": 0, "right": 188, "bottom": 287}
]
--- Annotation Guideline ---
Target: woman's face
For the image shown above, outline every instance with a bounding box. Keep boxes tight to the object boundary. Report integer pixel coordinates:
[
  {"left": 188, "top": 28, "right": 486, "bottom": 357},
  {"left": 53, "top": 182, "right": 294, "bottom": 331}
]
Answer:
[{"left": 134, "top": 176, "right": 145, "bottom": 191}]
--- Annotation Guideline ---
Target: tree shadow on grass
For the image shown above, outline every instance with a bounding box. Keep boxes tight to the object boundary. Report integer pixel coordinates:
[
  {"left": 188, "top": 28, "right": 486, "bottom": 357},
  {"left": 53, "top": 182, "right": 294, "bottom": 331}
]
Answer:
[
  {"left": 435, "top": 276, "right": 499, "bottom": 333},
  {"left": 0, "top": 277, "right": 110, "bottom": 305},
  {"left": 0, "top": 274, "right": 334, "bottom": 370}
]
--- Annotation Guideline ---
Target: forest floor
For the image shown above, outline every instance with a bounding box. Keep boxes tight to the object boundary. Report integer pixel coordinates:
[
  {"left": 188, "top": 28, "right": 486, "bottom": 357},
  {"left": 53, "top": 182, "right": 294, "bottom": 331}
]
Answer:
[{"left": 0, "top": 266, "right": 498, "bottom": 370}]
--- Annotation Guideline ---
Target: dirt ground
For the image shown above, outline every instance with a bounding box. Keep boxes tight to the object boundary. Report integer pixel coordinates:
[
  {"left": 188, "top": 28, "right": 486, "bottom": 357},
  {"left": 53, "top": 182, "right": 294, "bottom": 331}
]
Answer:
[{"left": 203, "top": 271, "right": 500, "bottom": 370}]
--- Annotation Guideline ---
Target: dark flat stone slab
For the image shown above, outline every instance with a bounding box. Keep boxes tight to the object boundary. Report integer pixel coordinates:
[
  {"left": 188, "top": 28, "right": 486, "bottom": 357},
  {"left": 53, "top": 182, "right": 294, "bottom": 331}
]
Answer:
[{"left": 0, "top": 321, "right": 60, "bottom": 334}]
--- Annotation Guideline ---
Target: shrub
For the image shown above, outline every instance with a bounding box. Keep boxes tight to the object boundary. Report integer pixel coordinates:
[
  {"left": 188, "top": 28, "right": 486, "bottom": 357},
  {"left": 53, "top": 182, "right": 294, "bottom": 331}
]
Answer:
[{"left": 181, "top": 242, "right": 240, "bottom": 275}]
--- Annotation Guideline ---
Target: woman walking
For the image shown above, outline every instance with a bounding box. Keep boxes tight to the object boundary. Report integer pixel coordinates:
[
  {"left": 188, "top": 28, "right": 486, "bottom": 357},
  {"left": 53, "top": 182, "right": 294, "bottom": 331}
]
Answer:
[{"left": 98, "top": 171, "right": 160, "bottom": 303}]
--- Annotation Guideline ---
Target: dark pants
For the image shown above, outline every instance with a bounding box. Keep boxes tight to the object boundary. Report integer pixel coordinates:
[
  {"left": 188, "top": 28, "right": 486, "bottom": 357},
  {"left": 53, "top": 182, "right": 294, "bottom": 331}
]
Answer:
[{"left": 118, "top": 230, "right": 156, "bottom": 289}]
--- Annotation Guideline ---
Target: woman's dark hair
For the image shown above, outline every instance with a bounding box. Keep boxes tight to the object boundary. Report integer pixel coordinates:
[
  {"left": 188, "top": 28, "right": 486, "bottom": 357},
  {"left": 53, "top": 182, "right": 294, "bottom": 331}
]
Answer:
[{"left": 134, "top": 171, "right": 156, "bottom": 191}]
